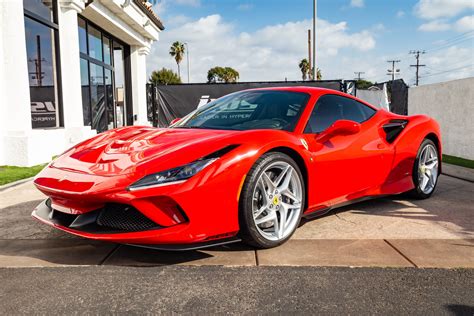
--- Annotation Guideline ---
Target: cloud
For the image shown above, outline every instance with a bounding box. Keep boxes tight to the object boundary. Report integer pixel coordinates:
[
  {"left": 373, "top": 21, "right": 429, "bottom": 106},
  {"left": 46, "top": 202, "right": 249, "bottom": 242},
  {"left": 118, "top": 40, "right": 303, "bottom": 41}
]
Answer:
[
  {"left": 350, "top": 0, "right": 364, "bottom": 8},
  {"left": 237, "top": 4, "right": 253, "bottom": 11},
  {"left": 174, "top": 0, "right": 200, "bottom": 7},
  {"left": 165, "top": 14, "right": 192, "bottom": 27},
  {"left": 419, "top": 20, "right": 451, "bottom": 31},
  {"left": 418, "top": 14, "right": 474, "bottom": 32},
  {"left": 454, "top": 15, "right": 474, "bottom": 32},
  {"left": 396, "top": 10, "right": 405, "bottom": 18},
  {"left": 147, "top": 15, "right": 377, "bottom": 82},
  {"left": 153, "top": 0, "right": 200, "bottom": 14},
  {"left": 414, "top": 0, "right": 474, "bottom": 20},
  {"left": 420, "top": 46, "right": 474, "bottom": 84}
]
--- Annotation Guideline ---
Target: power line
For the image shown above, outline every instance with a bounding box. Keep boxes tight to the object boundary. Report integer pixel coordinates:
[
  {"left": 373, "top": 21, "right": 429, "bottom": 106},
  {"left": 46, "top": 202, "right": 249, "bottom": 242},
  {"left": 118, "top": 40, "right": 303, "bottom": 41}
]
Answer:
[
  {"left": 421, "top": 64, "right": 473, "bottom": 78},
  {"left": 424, "top": 31, "right": 474, "bottom": 53},
  {"left": 409, "top": 50, "right": 426, "bottom": 86},
  {"left": 426, "top": 36, "right": 474, "bottom": 53},
  {"left": 424, "top": 58, "right": 470, "bottom": 72}
]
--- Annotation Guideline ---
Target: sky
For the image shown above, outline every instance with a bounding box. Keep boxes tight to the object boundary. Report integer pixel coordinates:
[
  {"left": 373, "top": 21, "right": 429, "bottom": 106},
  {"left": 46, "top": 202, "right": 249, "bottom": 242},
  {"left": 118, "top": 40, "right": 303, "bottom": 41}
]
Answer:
[{"left": 147, "top": 0, "right": 474, "bottom": 86}]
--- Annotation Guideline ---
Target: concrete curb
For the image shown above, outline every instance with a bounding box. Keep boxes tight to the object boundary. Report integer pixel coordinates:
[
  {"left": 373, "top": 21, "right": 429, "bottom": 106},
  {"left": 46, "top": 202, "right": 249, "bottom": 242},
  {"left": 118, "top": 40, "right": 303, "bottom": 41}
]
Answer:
[
  {"left": 0, "top": 177, "right": 35, "bottom": 192},
  {"left": 0, "top": 239, "right": 473, "bottom": 269},
  {"left": 442, "top": 163, "right": 474, "bottom": 183}
]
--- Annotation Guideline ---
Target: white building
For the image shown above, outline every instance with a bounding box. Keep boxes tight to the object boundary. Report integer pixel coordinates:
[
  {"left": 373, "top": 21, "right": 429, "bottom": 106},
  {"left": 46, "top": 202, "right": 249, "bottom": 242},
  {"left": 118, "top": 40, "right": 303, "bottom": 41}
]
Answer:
[{"left": 0, "top": 0, "right": 163, "bottom": 166}]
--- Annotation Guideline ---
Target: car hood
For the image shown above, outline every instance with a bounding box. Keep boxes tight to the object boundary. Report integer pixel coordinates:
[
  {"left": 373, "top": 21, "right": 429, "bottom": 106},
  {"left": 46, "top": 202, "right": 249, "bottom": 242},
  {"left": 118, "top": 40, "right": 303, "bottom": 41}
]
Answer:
[{"left": 51, "top": 127, "right": 241, "bottom": 176}]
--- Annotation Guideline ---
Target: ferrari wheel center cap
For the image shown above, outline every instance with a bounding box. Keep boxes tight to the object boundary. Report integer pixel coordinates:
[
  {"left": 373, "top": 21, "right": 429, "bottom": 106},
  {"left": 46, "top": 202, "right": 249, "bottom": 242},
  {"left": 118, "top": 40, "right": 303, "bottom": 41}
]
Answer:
[{"left": 272, "top": 196, "right": 280, "bottom": 206}]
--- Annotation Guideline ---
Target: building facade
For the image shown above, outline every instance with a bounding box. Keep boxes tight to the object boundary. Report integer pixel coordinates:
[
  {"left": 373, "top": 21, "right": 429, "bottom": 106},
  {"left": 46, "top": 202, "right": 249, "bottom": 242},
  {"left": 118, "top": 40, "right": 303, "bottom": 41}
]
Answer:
[{"left": 0, "top": 0, "right": 163, "bottom": 166}]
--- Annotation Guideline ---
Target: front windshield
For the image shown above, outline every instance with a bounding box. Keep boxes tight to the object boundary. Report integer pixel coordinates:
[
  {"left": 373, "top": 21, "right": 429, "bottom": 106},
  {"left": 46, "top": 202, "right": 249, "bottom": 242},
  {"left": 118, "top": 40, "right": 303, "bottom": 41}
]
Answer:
[{"left": 172, "top": 90, "right": 310, "bottom": 131}]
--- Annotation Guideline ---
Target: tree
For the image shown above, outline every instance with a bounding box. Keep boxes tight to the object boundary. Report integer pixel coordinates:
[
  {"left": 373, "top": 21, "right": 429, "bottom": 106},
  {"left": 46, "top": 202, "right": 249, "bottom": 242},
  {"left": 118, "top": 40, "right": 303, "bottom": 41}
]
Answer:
[
  {"left": 298, "top": 59, "right": 310, "bottom": 81},
  {"left": 355, "top": 79, "right": 374, "bottom": 89},
  {"left": 169, "top": 41, "right": 186, "bottom": 79},
  {"left": 207, "top": 66, "right": 240, "bottom": 83},
  {"left": 316, "top": 68, "right": 322, "bottom": 80},
  {"left": 149, "top": 68, "right": 181, "bottom": 85},
  {"left": 309, "top": 67, "right": 323, "bottom": 80}
]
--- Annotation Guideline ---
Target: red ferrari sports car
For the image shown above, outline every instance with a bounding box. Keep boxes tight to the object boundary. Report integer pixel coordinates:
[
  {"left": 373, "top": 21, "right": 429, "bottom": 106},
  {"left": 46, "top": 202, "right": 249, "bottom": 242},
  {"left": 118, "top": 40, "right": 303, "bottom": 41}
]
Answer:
[{"left": 32, "top": 87, "right": 441, "bottom": 249}]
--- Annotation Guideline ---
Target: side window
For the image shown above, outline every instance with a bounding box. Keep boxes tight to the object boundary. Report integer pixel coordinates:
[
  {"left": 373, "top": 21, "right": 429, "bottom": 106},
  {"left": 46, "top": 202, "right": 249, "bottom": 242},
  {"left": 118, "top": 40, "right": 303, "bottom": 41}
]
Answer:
[
  {"left": 343, "top": 99, "right": 376, "bottom": 123},
  {"left": 304, "top": 95, "right": 344, "bottom": 133},
  {"left": 353, "top": 100, "right": 377, "bottom": 120},
  {"left": 304, "top": 95, "right": 377, "bottom": 133}
]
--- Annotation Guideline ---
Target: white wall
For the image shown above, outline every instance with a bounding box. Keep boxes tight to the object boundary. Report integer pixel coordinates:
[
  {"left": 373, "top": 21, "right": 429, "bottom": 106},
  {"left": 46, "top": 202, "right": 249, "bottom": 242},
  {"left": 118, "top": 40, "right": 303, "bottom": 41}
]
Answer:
[
  {"left": 0, "top": 0, "right": 160, "bottom": 166},
  {"left": 0, "top": 0, "right": 35, "bottom": 165},
  {"left": 408, "top": 77, "right": 474, "bottom": 160}
]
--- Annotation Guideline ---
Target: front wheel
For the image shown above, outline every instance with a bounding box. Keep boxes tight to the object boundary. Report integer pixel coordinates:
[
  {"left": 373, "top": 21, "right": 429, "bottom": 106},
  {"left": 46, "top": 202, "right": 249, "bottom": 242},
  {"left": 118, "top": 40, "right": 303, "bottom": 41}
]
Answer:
[
  {"left": 409, "top": 139, "right": 440, "bottom": 199},
  {"left": 239, "top": 152, "right": 305, "bottom": 248}
]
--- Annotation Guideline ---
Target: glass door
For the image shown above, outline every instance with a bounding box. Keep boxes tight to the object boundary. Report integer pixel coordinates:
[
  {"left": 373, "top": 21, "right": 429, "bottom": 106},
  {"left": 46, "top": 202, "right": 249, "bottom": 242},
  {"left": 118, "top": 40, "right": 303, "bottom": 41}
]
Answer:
[
  {"left": 78, "top": 17, "right": 130, "bottom": 133},
  {"left": 113, "top": 42, "right": 126, "bottom": 128}
]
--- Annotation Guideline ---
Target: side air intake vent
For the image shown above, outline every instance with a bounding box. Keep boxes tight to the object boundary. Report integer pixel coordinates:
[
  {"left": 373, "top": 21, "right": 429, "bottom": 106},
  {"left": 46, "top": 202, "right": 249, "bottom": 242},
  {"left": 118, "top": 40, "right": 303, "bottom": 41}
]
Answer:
[{"left": 383, "top": 119, "right": 408, "bottom": 143}]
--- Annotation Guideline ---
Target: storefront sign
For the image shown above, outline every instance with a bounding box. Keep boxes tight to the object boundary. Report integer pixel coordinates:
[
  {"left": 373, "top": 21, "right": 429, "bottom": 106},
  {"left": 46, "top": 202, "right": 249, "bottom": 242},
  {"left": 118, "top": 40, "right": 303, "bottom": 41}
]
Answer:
[{"left": 30, "top": 86, "right": 57, "bottom": 128}]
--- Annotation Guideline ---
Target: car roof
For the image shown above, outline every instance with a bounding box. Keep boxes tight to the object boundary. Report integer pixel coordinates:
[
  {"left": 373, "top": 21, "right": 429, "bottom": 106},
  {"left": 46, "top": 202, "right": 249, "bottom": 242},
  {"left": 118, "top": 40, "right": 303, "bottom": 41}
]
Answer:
[{"left": 242, "top": 86, "right": 345, "bottom": 95}]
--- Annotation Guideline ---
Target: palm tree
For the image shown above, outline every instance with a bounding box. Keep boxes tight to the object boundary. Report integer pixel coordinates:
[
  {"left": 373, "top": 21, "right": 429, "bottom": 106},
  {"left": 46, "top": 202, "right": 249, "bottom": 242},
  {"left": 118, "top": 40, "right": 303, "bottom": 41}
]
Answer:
[
  {"left": 298, "top": 59, "right": 310, "bottom": 81},
  {"left": 169, "top": 41, "right": 186, "bottom": 79},
  {"left": 316, "top": 67, "right": 322, "bottom": 80}
]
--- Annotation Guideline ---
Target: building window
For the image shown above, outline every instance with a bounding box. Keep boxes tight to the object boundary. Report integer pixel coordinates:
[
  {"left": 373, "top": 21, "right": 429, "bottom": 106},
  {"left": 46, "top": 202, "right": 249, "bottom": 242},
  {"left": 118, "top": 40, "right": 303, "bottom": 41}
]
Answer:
[
  {"left": 23, "top": 0, "right": 63, "bottom": 129},
  {"left": 78, "top": 17, "right": 131, "bottom": 133}
]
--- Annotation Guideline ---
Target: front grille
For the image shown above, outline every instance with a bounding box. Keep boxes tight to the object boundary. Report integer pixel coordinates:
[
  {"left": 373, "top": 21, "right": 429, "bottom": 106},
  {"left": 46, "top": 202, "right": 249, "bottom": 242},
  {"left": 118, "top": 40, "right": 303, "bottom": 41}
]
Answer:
[{"left": 96, "top": 204, "right": 159, "bottom": 232}]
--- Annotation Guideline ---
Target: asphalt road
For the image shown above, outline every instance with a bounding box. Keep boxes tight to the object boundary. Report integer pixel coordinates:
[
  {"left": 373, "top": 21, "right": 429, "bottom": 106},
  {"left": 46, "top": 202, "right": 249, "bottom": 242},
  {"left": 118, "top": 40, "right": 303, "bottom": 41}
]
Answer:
[{"left": 1, "top": 266, "right": 473, "bottom": 315}]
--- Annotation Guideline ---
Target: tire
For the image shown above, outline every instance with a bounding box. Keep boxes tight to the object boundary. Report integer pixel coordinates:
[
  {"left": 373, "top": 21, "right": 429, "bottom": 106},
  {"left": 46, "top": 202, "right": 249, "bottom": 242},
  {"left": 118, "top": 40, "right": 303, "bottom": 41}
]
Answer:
[
  {"left": 409, "top": 139, "right": 440, "bottom": 199},
  {"left": 239, "top": 152, "right": 305, "bottom": 248}
]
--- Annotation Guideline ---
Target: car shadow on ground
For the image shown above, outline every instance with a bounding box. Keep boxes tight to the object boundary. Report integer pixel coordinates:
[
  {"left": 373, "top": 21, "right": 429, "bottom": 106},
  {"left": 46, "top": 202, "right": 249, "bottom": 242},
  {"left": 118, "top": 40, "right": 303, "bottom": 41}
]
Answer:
[
  {"left": 0, "top": 199, "right": 254, "bottom": 266},
  {"left": 0, "top": 175, "right": 472, "bottom": 266},
  {"left": 299, "top": 175, "right": 473, "bottom": 240}
]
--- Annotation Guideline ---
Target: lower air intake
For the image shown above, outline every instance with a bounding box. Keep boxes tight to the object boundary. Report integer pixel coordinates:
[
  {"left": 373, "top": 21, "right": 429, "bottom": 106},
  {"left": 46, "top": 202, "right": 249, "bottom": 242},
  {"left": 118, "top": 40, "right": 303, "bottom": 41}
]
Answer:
[{"left": 96, "top": 204, "right": 158, "bottom": 232}]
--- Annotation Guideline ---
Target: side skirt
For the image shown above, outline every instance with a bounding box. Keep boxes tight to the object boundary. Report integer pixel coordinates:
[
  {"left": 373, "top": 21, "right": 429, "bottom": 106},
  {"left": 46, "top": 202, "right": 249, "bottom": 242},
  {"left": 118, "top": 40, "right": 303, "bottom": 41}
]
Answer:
[{"left": 302, "top": 195, "right": 390, "bottom": 220}]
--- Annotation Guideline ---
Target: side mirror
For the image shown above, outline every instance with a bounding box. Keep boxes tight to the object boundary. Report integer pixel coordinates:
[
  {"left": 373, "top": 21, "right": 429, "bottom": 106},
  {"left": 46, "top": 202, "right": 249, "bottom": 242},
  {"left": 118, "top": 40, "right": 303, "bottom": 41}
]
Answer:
[
  {"left": 169, "top": 118, "right": 181, "bottom": 126},
  {"left": 315, "top": 120, "right": 361, "bottom": 143}
]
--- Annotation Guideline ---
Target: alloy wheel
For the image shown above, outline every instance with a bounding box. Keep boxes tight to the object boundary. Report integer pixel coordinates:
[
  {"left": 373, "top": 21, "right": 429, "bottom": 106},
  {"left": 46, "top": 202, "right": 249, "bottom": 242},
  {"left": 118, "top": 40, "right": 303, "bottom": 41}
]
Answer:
[
  {"left": 417, "top": 143, "right": 439, "bottom": 194},
  {"left": 252, "top": 161, "right": 303, "bottom": 241}
]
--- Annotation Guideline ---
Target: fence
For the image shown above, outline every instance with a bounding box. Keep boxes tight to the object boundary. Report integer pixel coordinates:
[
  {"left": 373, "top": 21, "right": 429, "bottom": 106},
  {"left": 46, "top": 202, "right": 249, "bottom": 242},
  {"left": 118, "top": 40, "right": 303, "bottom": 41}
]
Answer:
[{"left": 146, "top": 80, "right": 355, "bottom": 127}]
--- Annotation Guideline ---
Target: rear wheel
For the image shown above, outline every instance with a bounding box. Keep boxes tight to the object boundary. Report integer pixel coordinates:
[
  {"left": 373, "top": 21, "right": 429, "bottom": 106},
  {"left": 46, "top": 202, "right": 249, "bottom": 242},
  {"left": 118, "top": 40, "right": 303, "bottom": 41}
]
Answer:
[
  {"left": 239, "top": 152, "right": 305, "bottom": 248},
  {"left": 410, "top": 139, "right": 439, "bottom": 199}
]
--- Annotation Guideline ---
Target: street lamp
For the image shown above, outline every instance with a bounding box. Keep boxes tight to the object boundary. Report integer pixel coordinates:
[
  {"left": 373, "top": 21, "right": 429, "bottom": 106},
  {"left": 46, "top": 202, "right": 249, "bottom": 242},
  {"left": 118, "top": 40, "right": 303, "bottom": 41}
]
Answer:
[
  {"left": 312, "top": 0, "right": 317, "bottom": 80},
  {"left": 184, "top": 42, "right": 190, "bottom": 83}
]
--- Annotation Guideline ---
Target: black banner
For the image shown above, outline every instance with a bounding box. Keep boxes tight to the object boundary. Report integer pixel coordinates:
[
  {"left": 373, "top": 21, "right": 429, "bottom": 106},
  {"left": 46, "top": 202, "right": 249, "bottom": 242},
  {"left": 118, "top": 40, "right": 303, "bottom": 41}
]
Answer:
[
  {"left": 147, "top": 80, "right": 344, "bottom": 127},
  {"left": 371, "top": 79, "right": 408, "bottom": 115}
]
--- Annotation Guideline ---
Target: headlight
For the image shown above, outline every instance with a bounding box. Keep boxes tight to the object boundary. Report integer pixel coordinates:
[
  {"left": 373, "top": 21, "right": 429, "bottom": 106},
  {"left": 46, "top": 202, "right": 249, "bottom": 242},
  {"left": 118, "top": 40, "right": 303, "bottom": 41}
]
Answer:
[{"left": 127, "top": 158, "right": 217, "bottom": 191}]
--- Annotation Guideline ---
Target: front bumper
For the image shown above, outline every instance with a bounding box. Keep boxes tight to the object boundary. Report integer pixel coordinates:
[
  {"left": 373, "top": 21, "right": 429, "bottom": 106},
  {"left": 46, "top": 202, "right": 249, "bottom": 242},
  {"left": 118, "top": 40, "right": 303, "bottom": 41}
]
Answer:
[
  {"left": 32, "top": 199, "right": 190, "bottom": 244},
  {"left": 32, "top": 159, "right": 245, "bottom": 245},
  {"left": 32, "top": 199, "right": 242, "bottom": 250}
]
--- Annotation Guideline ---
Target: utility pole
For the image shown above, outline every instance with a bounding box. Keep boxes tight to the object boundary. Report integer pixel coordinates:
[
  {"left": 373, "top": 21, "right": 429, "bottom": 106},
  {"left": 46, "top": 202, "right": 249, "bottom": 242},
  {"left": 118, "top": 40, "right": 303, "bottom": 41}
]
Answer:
[
  {"left": 184, "top": 42, "right": 190, "bottom": 83},
  {"left": 308, "top": 29, "right": 312, "bottom": 80},
  {"left": 312, "top": 0, "right": 317, "bottom": 80},
  {"left": 409, "top": 50, "right": 425, "bottom": 86},
  {"left": 387, "top": 60, "right": 401, "bottom": 81},
  {"left": 354, "top": 71, "right": 365, "bottom": 80},
  {"left": 28, "top": 35, "right": 46, "bottom": 86}
]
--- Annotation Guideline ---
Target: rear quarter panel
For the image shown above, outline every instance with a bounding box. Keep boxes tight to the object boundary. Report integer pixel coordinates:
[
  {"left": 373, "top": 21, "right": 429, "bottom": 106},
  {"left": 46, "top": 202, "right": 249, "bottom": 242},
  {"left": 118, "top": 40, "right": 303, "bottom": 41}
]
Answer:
[{"left": 381, "top": 114, "right": 442, "bottom": 194}]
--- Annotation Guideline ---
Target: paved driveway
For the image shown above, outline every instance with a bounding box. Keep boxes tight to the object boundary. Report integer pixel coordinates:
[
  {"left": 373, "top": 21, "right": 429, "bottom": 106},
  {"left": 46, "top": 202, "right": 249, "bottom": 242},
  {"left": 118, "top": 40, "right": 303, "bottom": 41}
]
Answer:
[{"left": 0, "top": 175, "right": 473, "bottom": 268}]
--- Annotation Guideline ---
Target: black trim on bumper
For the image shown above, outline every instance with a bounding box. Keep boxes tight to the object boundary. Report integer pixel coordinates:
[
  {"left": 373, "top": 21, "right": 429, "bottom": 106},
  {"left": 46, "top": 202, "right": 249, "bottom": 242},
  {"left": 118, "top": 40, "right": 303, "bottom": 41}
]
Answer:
[{"left": 34, "top": 199, "right": 162, "bottom": 234}]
